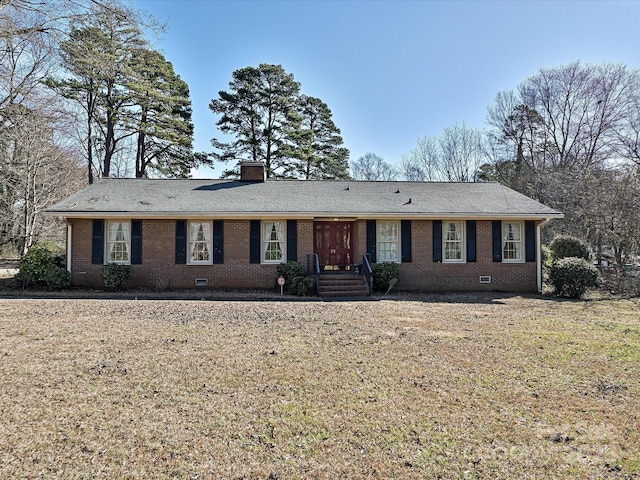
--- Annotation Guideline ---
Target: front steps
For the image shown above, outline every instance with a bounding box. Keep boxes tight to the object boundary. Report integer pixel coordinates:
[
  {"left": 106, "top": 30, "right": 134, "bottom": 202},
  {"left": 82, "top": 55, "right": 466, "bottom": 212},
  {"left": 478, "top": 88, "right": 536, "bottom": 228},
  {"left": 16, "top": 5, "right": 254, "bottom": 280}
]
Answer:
[{"left": 316, "top": 273, "right": 370, "bottom": 298}]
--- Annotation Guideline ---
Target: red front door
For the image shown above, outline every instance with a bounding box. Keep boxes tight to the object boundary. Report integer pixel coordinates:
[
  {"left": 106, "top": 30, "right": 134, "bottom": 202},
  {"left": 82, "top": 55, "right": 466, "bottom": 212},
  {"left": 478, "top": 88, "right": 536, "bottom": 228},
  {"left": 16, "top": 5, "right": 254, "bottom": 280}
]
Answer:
[{"left": 314, "top": 221, "right": 353, "bottom": 269}]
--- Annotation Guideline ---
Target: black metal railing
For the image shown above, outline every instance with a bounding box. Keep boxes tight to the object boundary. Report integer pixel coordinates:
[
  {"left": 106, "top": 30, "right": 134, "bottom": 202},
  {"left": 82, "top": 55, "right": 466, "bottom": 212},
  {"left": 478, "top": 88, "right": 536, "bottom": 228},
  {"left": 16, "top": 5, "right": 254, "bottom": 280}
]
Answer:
[
  {"left": 362, "top": 254, "right": 373, "bottom": 295},
  {"left": 307, "top": 253, "right": 321, "bottom": 292}
]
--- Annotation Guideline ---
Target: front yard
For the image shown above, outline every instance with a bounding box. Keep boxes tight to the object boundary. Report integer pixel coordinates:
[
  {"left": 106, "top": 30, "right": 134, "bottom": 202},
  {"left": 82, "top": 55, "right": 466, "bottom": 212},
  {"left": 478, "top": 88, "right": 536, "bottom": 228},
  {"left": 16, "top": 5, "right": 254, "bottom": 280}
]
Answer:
[{"left": 0, "top": 294, "right": 638, "bottom": 479}]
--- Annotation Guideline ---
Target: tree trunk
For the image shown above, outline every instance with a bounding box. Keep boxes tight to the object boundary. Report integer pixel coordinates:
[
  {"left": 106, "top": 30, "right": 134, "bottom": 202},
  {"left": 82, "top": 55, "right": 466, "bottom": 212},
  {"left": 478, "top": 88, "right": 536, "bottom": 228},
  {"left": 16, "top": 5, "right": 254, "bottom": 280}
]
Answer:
[{"left": 135, "top": 106, "right": 148, "bottom": 178}]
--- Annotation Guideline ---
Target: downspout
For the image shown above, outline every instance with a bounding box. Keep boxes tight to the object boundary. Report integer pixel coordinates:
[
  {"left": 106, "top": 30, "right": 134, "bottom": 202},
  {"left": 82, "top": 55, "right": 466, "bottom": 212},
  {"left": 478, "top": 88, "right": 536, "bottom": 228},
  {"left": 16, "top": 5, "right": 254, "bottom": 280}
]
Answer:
[
  {"left": 537, "top": 218, "right": 552, "bottom": 293},
  {"left": 66, "top": 221, "right": 72, "bottom": 273}
]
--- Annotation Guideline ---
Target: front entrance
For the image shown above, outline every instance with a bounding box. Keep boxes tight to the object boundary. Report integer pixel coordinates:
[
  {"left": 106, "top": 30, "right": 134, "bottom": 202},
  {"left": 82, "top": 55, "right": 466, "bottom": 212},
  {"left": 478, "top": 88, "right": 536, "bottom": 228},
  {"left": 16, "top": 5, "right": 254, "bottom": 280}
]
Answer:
[{"left": 314, "top": 221, "right": 353, "bottom": 270}]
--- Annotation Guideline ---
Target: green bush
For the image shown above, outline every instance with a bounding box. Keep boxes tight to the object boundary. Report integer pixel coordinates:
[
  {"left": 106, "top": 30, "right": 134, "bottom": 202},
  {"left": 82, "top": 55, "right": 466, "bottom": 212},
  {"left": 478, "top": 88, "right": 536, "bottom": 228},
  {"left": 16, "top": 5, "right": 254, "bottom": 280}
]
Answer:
[
  {"left": 45, "top": 266, "right": 71, "bottom": 290},
  {"left": 15, "top": 246, "right": 71, "bottom": 290},
  {"left": 276, "top": 261, "right": 304, "bottom": 292},
  {"left": 275, "top": 261, "right": 315, "bottom": 296},
  {"left": 100, "top": 263, "right": 131, "bottom": 291},
  {"left": 289, "top": 275, "right": 316, "bottom": 296},
  {"left": 17, "top": 246, "right": 56, "bottom": 287},
  {"left": 541, "top": 244, "right": 553, "bottom": 279},
  {"left": 549, "top": 235, "right": 593, "bottom": 262},
  {"left": 549, "top": 257, "right": 601, "bottom": 299},
  {"left": 373, "top": 262, "right": 400, "bottom": 293}
]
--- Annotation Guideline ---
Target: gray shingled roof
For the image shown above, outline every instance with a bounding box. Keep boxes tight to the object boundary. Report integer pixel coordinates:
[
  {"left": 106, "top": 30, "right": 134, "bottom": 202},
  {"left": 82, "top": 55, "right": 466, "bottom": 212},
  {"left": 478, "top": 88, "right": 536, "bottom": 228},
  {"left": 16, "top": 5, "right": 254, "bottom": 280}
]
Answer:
[{"left": 45, "top": 178, "right": 563, "bottom": 219}]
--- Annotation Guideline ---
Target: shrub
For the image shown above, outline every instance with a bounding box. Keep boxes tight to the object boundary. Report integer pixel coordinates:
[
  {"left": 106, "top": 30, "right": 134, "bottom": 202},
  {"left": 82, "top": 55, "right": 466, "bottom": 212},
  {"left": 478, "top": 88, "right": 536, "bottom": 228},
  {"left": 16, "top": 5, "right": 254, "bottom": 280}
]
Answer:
[
  {"left": 17, "top": 246, "right": 56, "bottom": 287},
  {"left": 45, "top": 267, "right": 71, "bottom": 290},
  {"left": 549, "top": 235, "right": 593, "bottom": 262},
  {"left": 101, "top": 263, "right": 131, "bottom": 291},
  {"left": 289, "top": 275, "right": 316, "bottom": 296},
  {"left": 541, "top": 244, "right": 553, "bottom": 280},
  {"left": 373, "top": 262, "right": 400, "bottom": 293},
  {"left": 549, "top": 257, "right": 601, "bottom": 299},
  {"left": 276, "top": 261, "right": 304, "bottom": 292},
  {"left": 275, "top": 261, "right": 315, "bottom": 296}
]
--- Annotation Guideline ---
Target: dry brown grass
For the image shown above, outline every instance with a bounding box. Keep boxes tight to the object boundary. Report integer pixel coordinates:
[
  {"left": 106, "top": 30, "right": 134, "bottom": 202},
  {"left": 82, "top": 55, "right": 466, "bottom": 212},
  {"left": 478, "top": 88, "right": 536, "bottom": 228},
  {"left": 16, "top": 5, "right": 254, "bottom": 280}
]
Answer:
[{"left": 0, "top": 293, "right": 638, "bottom": 479}]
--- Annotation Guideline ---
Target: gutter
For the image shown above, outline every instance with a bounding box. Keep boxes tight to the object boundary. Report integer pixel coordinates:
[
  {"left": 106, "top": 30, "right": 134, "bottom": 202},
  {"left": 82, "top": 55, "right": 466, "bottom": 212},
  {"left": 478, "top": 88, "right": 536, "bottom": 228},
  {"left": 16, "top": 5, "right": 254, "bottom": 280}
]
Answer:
[
  {"left": 44, "top": 211, "right": 565, "bottom": 221},
  {"left": 66, "top": 223, "right": 72, "bottom": 273},
  {"left": 537, "top": 218, "right": 554, "bottom": 293}
]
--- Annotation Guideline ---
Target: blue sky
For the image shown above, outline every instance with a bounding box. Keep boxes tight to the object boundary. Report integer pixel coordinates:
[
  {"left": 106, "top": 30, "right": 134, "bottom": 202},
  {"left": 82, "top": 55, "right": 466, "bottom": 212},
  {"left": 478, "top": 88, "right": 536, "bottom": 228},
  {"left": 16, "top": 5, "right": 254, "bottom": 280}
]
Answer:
[{"left": 131, "top": 0, "right": 640, "bottom": 178}]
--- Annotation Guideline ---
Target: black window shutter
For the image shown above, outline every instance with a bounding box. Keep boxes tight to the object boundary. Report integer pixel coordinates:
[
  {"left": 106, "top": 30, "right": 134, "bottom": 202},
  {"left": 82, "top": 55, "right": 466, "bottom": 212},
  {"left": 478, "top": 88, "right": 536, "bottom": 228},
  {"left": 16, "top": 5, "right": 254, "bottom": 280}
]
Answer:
[
  {"left": 287, "top": 220, "right": 297, "bottom": 262},
  {"left": 250, "top": 220, "right": 261, "bottom": 264},
  {"left": 492, "top": 220, "right": 502, "bottom": 262},
  {"left": 91, "top": 219, "right": 104, "bottom": 264},
  {"left": 366, "top": 220, "right": 376, "bottom": 263},
  {"left": 401, "top": 220, "right": 412, "bottom": 263},
  {"left": 525, "top": 220, "right": 536, "bottom": 262},
  {"left": 432, "top": 220, "right": 442, "bottom": 262},
  {"left": 131, "top": 220, "right": 142, "bottom": 265},
  {"left": 466, "top": 220, "right": 476, "bottom": 263},
  {"left": 213, "top": 220, "right": 224, "bottom": 264},
  {"left": 175, "top": 220, "right": 186, "bottom": 264}
]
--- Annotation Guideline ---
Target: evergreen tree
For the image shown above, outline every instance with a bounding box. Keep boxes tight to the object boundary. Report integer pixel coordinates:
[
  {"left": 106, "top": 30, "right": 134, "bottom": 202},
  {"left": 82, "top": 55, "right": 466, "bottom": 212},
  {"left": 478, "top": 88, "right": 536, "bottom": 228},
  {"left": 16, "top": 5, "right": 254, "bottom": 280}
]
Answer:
[
  {"left": 210, "top": 64, "right": 350, "bottom": 179},
  {"left": 287, "top": 95, "right": 349, "bottom": 179},
  {"left": 210, "top": 64, "right": 301, "bottom": 178},
  {"left": 50, "top": 6, "right": 201, "bottom": 181},
  {"left": 128, "top": 48, "right": 197, "bottom": 178},
  {"left": 52, "top": 6, "right": 147, "bottom": 181}
]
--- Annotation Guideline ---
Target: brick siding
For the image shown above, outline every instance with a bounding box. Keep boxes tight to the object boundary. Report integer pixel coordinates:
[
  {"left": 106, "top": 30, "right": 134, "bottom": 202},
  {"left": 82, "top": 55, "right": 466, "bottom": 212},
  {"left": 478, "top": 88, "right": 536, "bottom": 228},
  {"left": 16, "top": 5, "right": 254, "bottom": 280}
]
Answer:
[{"left": 69, "top": 218, "right": 538, "bottom": 292}]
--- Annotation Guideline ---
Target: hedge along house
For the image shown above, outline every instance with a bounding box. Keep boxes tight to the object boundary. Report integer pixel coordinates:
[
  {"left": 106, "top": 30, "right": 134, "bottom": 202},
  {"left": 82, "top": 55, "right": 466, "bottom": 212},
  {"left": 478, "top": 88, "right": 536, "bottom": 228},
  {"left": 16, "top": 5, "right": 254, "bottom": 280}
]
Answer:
[{"left": 45, "top": 161, "right": 563, "bottom": 294}]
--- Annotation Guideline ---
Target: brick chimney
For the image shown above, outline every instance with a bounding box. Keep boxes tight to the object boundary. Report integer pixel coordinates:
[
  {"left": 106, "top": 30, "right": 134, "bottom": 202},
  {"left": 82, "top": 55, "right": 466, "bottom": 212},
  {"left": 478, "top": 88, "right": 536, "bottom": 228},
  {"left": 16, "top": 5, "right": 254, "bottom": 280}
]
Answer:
[{"left": 240, "top": 161, "right": 266, "bottom": 182}]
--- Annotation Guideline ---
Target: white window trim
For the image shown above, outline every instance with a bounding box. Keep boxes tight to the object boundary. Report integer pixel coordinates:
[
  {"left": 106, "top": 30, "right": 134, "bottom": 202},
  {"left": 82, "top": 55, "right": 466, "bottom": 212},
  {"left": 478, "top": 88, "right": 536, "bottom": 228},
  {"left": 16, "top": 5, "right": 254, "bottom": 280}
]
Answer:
[
  {"left": 442, "top": 220, "right": 466, "bottom": 263},
  {"left": 262, "top": 220, "right": 286, "bottom": 264},
  {"left": 377, "top": 220, "right": 401, "bottom": 263},
  {"left": 188, "top": 220, "right": 213, "bottom": 265},
  {"left": 105, "top": 220, "right": 131, "bottom": 265},
  {"left": 502, "top": 221, "right": 525, "bottom": 263}
]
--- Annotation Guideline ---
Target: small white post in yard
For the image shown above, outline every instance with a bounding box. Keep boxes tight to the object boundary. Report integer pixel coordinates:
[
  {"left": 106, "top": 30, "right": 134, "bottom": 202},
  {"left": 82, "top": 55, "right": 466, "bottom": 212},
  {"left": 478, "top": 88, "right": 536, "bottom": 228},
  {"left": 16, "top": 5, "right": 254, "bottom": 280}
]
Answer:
[{"left": 277, "top": 276, "right": 285, "bottom": 295}]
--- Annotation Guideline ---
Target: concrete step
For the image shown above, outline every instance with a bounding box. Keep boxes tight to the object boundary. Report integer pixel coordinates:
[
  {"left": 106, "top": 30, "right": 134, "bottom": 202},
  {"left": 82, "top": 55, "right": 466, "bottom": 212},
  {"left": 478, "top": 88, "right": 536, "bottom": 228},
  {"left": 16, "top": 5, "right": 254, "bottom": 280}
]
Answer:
[{"left": 317, "top": 274, "right": 369, "bottom": 298}]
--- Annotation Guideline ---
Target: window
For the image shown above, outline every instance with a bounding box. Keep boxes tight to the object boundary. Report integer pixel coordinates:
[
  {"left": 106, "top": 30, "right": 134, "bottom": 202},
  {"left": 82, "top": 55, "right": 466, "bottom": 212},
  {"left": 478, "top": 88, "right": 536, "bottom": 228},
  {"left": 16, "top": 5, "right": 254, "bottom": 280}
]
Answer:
[
  {"left": 106, "top": 221, "right": 130, "bottom": 264},
  {"left": 502, "top": 221, "right": 523, "bottom": 262},
  {"left": 443, "top": 221, "right": 464, "bottom": 262},
  {"left": 189, "top": 221, "right": 212, "bottom": 264},
  {"left": 378, "top": 221, "right": 400, "bottom": 262},
  {"left": 263, "top": 221, "right": 285, "bottom": 263}
]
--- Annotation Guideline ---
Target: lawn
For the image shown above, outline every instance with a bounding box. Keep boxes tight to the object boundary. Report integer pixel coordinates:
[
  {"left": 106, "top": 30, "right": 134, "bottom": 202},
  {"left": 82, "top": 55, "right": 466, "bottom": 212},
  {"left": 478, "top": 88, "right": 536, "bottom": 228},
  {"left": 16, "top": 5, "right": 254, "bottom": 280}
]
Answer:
[{"left": 0, "top": 293, "right": 638, "bottom": 479}]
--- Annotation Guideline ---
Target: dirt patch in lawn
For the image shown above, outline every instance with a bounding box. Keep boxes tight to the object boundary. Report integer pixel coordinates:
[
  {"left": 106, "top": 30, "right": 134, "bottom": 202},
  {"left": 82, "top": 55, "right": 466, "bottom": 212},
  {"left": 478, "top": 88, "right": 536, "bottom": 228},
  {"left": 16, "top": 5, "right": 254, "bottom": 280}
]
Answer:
[{"left": 1, "top": 294, "right": 638, "bottom": 479}]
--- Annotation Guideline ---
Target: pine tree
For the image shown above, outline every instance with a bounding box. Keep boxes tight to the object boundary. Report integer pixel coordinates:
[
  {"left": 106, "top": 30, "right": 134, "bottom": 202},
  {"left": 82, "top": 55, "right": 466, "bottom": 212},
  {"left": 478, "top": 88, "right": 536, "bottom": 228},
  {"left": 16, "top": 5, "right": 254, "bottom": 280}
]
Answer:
[
  {"left": 210, "top": 64, "right": 350, "bottom": 179},
  {"left": 210, "top": 64, "right": 300, "bottom": 178},
  {"left": 52, "top": 6, "right": 147, "bottom": 181},
  {"left": 128, "top": 48, "right": 197, "bottom": 178},
  {"left": 286, "top": 95, "right": 350, "bottom": 179}
]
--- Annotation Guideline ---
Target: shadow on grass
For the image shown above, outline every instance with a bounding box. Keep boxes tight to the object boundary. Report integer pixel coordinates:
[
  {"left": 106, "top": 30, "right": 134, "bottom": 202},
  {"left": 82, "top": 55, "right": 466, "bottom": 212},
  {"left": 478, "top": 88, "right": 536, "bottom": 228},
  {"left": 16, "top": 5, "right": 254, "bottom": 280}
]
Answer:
[
  {"left": 0, "top": 281, "right": 583, "bottom": 305},
  {"left": 2, "top": 274, "right": 618, "bottom": 304}
]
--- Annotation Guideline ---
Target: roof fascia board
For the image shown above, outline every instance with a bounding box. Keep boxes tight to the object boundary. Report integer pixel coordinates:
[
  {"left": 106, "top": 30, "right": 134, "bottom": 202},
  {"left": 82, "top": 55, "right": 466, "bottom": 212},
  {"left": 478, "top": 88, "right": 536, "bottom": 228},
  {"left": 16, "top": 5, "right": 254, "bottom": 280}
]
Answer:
[{"left": 46, "top": 211, "right": 564, "bottom": 220}]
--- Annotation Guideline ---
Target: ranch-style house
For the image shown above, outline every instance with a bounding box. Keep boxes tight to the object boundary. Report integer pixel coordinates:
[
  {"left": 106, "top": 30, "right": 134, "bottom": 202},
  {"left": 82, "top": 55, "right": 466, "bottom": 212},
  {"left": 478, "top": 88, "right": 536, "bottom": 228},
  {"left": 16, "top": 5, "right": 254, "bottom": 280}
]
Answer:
[{"left": 45, "top": 161, "right": 563, "bottom": 296}]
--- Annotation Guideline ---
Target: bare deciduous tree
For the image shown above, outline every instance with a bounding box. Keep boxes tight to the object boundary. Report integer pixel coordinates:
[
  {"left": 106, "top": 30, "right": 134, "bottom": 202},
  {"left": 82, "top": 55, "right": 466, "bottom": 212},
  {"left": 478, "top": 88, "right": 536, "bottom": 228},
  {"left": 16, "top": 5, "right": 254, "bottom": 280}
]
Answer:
[
  {"left": 400, "top": 137, "right": 439, "bottom": 181},
  {"left": 488, "top": 61, "right": 639, "bottom": 175},
  {"left": 438, "top": 123, "right": 485, "bottom": 181},
  {"left": 402, "top": 123, "right": 486, "bottom": 182},
  {"left": 351, "top": 153, "right": 397, "bottom": 181},
  {"left": 0, "top": 105, "right": 83, "bottom": 255}
]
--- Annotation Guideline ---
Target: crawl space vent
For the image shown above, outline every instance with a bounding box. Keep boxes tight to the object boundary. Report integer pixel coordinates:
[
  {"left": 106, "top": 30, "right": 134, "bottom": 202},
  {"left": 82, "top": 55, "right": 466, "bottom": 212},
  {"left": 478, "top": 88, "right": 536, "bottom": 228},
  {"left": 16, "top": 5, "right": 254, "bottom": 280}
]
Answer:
[
  {"left": 195, "top": 278, "right": 208, "bottom": 287},
  {"left": 479, "top": 276, "right": 492, "bottom": 284}
]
